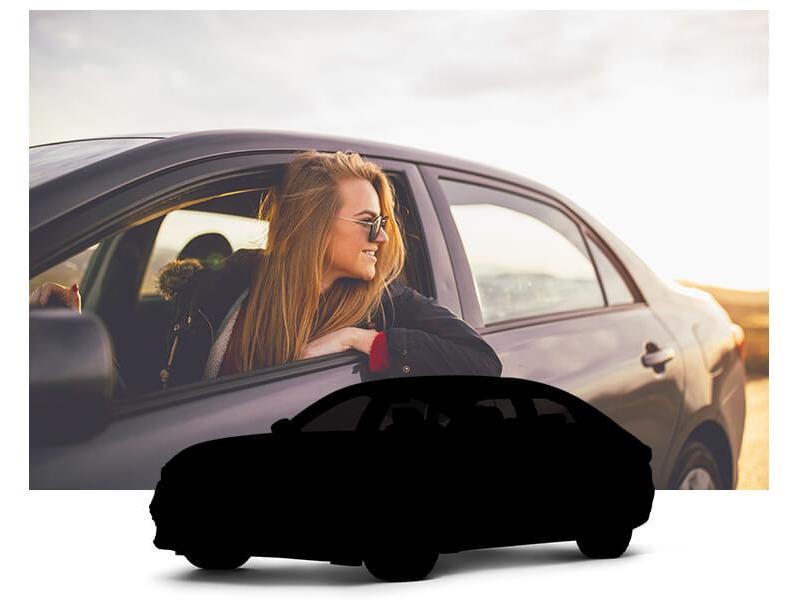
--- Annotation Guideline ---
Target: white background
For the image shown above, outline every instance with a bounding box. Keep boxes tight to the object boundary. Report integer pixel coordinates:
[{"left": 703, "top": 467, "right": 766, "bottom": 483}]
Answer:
[
  {"left": 9, "top": 1, "right": 797, "bottom": 598},
  {"left": 21, "top": 492, "right": 795, "bottom": 598}
]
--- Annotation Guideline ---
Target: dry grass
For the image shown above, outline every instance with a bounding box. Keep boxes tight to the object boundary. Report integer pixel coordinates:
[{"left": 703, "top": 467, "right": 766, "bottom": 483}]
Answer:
[{"left": 736, "top": 377, "right": 769, "bottom": 489}]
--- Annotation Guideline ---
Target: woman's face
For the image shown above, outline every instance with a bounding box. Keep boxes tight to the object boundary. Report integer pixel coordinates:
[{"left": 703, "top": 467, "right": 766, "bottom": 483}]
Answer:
[{"left": 323, "top": 177, "right": 389, "bottom": 291}]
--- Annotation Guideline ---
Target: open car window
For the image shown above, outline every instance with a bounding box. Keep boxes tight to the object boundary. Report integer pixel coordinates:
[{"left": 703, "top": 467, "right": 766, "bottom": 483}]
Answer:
[
  {"left": 31, "top": 164, "right": 430, "bottom": 407},
  {"left": 29, "top": 242, "right": 100, "bottom": 296}
]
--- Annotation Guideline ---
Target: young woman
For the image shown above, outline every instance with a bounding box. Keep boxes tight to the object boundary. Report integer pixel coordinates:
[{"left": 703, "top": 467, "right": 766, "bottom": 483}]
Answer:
[{"left": 31, "top": 150, "right": 502, "bottom": 390}]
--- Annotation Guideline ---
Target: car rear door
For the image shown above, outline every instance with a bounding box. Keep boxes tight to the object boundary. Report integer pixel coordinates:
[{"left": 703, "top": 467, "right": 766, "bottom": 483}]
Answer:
[{"left": 421, "top": 167, "right": 685, "bottom": 489}]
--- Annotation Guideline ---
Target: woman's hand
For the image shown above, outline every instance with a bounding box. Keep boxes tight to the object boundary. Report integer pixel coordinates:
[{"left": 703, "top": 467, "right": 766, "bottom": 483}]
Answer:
[
  {"left": 299, "top": 328, "right": 355, "bottom": 360},
  {"left": 29, "top": 282, "right": 82, "bottom": 313},
  {"left": 299, "top": 327, "right": 380, "bottom": 360}
]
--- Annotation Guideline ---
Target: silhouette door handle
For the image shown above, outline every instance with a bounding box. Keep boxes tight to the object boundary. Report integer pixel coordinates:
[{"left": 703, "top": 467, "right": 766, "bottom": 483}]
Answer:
[{"left": 641, "top": 342, "right": 675, "bottom": 374}]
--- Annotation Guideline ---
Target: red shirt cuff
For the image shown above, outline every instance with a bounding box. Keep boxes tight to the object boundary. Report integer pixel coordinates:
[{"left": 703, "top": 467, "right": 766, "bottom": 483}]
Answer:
[{"left": 368, "top": 331, "right": 390, "bottom": 372}]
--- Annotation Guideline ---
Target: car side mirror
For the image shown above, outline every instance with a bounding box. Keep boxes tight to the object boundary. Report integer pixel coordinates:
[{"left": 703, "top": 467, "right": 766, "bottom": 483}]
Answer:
[
  {"left": 271, "top": 418, "right": 295, "bottom": 434},
  {"left": 30, "top": 308, "right": 115, "bottom": 446}
]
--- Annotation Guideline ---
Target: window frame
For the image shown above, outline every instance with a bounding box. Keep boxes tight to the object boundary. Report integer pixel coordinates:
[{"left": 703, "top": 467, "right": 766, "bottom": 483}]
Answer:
[
  {"left": 582, "top": 228, "right": 639, "bottom": 307},
  {"left": 419, "top": 165, "right": 645, "bottom": 333}
]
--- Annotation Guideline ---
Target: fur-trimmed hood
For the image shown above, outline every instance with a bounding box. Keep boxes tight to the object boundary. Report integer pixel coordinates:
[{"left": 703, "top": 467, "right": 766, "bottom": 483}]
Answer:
[
  {"left": 156, "top": 258, "right": 207, "bottom": 301},
  {"left": 155, "top": 249, "right": 261, "bottom": 302}
]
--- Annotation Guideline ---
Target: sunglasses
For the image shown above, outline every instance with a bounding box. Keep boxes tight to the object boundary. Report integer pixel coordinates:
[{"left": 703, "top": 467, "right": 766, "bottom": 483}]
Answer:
[{"left": 338, "top": 215, "right": 389, "bottom": 242}]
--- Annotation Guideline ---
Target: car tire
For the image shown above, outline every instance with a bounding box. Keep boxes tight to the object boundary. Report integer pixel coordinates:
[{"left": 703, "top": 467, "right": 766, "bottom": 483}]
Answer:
[
  {"left": 669, "top": 440, "right": 725, "bottom": 489},
  {"left": 363, "top": 542, "right": 438, "bottom": 582},
  {"left": 576, "top": 525, "right": 633, "bottom": 559},
  {"left": 184, "top": 548, "right": 250, "bottom": 570}
]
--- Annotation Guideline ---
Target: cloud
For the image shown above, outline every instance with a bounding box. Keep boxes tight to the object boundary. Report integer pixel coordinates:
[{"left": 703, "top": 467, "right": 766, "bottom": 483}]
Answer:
[
  {"left": 29, "top": 11, "right": 767, "bottom": 144},
  {"left": 28, "top": 11, "right": 769, "bottom": 289}
]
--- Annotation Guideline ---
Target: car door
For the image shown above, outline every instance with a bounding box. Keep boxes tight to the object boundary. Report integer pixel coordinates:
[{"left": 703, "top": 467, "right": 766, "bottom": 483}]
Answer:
[
  {"left": 421, "top": 167, "right": 685, "bottom": 489},
  {"left": 29, "top": 150, "right": 443, "bottom": 490}
]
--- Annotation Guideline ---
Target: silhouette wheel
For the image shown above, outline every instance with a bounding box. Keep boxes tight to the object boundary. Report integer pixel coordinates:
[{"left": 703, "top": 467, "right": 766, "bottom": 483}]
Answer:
[
  {"left": 576, "top": 526, "right": 633, "bottom": 559},
  {"left": 185, "top": 548, "right": 250, "bottom": 570},
  {"left": 363, "top": 542, "right": 439, "bottom": 582}
]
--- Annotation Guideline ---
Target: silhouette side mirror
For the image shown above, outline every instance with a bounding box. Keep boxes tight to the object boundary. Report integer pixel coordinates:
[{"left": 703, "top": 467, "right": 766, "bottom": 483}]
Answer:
[{"left": 271, "top": 418, "right": 295, "bottom": 434}]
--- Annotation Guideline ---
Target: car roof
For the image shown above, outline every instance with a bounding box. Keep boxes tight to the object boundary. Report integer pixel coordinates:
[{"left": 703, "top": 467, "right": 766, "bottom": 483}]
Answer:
[
  {"left": 30, "top": 129, "right": 549, "bottom": 189},
  {"left": 29, "top": 129, "right": 566, "bottom": 231}
]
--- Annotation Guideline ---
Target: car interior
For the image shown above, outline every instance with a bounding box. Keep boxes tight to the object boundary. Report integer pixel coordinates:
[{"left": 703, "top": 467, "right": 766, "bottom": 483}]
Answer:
[{"left": 43, "top": 166, "right": 433, "bottom": 400}]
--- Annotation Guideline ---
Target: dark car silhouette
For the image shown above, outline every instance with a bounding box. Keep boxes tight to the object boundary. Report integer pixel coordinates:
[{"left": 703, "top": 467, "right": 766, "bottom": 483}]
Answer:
[{"left": 149, "top": 375, "right": 655, "bottom": 582}]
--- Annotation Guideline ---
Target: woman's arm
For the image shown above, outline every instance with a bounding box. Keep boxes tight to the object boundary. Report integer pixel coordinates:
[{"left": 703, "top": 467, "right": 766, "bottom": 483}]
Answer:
[{"left": 362, "top": 286, "right": 503, "bottom": 378}]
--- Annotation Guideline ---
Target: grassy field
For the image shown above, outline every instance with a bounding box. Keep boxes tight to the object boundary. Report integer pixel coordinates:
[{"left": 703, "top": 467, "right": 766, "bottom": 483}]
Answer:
[{"left": 676, "top": 280, "right": 769, "bottom": 489}]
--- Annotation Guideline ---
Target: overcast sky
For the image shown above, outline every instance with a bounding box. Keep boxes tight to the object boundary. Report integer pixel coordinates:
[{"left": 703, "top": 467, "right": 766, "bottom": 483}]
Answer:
[{"left": 29, "top": 10, "right": 768, "bottom": 290}]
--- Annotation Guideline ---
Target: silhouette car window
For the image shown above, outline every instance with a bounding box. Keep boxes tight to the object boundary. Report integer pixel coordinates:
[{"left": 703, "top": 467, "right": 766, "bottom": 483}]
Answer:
[
  {"left": 377, "top": 397, "right": 431, "bottom": 431},
  {"left": 475, "top": 397, "right": 517, "bottom": 419},
  {"left": 531, "top": 397, "right": 577, "bottom": 424},
  {"left": 298, "top": 394, "right": 372, "bottom": 432}
]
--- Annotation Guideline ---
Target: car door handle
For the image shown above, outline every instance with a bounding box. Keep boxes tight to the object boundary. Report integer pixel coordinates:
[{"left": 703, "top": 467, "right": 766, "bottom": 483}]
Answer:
[{"left": 640, "top": 342, "right": 675, "bottom": 373}]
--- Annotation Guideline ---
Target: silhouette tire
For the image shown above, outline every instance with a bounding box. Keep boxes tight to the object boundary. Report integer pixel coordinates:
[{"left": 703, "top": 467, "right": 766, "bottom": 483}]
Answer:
[
  {"left": 668, "top": 440, "right": 726, "bottom": 489},
  {"left": 185, "top": 548, "right": 250, "bottom": 570},
  {"left": 576, "top": 526, "right": 632, "bottom": 559},
  {"left": 363, "top": 541, "right": 438, "bottom": 582}
]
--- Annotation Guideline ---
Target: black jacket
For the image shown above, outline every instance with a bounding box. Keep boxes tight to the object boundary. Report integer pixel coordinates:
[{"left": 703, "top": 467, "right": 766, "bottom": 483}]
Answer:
[{"left": 157, "top": 249, "right": 502, "bottom": 388}]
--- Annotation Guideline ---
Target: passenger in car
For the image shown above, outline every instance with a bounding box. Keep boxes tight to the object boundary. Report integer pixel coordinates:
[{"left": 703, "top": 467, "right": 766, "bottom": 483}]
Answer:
[{"left": 156, "top": 150, "right": 502, "bottom": 388}]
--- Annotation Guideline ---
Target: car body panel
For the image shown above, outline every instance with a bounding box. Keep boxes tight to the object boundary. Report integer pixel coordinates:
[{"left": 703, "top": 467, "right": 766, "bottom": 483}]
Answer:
[
  {"left": 483, "top": 305, "right": 684, "bottom": 488},
  {"left": 30, "top": 360, "right": 362, "bottom": 489}
]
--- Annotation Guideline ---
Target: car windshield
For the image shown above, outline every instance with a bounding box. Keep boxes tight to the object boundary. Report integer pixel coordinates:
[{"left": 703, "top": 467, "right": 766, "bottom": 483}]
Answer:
[{"left": 29, "top": 138, "right": 160, "bottom": 188}]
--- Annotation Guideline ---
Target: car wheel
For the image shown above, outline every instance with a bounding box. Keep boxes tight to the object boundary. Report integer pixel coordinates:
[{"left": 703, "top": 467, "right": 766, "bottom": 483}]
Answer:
[
  {"left": 363, "top": 542, "right": 438, "bottom": 582},
  {"left": 576, "top": 525, "right": 633, "bottom": 559},
  {"left": 669, "top": 440, "right": 725, "bottom": 489},
  {"left": 184, "top": 548, "right": 250, "bottom": 570}
]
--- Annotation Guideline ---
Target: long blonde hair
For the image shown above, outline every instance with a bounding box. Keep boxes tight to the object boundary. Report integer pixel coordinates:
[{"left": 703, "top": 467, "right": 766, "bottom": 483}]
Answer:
[{"left": 227, "top": 150, "right": 406, "bottom": 373}]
